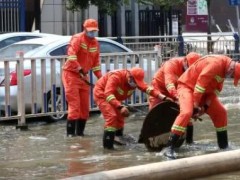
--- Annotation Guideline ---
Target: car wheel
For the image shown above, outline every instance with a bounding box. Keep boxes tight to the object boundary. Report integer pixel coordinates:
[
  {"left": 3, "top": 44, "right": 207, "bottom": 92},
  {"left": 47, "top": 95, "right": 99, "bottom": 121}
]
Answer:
[{"left": 46, "top": 88, "right": 67, "bottom": 122}]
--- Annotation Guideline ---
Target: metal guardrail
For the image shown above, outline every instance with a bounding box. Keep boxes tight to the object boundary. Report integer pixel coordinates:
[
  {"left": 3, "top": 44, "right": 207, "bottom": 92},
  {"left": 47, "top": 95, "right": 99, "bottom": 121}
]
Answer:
[
  {"left": 0, "top": 51, "right": 159, "bottom": 127},
  {"left": 108, "top": 33, "right": 240, "bottom": 61}
]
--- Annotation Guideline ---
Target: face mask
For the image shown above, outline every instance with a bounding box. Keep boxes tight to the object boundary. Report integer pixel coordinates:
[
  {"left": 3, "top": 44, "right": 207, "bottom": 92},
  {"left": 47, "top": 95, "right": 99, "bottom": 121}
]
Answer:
[
  {"left": 183, "top": 60, "right": 188, "bottom": 71},
  {"left": 86, "top": 31, "right": 96, "bottom": 38},
  {"left": 226, "top": 61, "right": 236, "bottom": 78},
  {"left": 128, "top": 77, "right": 137, "bottom": 88},
  {"left": 225, "top": 71, "right": 234, "bottom": 78}
]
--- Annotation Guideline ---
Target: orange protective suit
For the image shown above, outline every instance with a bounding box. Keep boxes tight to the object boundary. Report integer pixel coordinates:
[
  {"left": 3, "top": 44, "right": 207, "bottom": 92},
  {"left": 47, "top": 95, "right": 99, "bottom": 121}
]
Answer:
[
  {"left": 62, "top": 32, "right": 102, "bottom": 120},
  {"left": 93, "top": 69, "right": 160, "bottom": 131},
  {"left": 171, "top": 55, "right": 232, "bottom": 136},
  {"left": 149, "top": 57, "right": 186, "bottom": 110}
]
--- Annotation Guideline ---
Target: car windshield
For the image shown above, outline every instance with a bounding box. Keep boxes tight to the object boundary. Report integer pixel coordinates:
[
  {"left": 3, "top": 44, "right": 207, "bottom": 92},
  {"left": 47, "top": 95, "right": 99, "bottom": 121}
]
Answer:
[
  {"left": 0, "top": 44, "right": 42, "bottom": 58},
  {"left": 99, "top": 41, "right": 128, "bottom": 53}
]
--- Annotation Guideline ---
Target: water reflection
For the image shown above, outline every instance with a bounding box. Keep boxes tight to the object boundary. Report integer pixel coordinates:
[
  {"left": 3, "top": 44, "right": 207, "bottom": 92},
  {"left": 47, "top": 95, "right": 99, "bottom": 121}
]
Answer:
[{"left": 0, "top": 80, "right": 240, "bottom": 179}]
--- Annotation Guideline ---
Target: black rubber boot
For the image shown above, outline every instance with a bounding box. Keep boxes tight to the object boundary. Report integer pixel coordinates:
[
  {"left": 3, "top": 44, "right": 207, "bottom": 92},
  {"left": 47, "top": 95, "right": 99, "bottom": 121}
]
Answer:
[
  {"left": 186, "top": 125, "right": 194, "bottom": 144},
  {"left": 76, "top": 120, "right": 86, "bottom": 136},
  {"left": 163, "top": 133, "right": 180, "bottom": 159},
  {"left": 115, "top": 128, "right": 124, "bottom": 136},
  {"left": 103, "top": 131, "right": 115, "bottom": 149},
  {"left": 114, "top": 128, "right": 126, "bottom": 145},
  {"left": 66, "top": 120, "right": 76, "bottom": 137},
  {"left": 216, "top": 130, "right": 228, "bottom": 149}
]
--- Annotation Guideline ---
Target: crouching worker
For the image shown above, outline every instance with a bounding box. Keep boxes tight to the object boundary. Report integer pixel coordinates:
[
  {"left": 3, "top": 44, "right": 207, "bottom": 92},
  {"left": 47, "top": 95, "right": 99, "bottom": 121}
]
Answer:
[
  {"left": 93, "top": 67, "right": 172, "bottom": 150},
  {"left": 149, "top": 52, "right": 201, "bottom": 144},
  {"left": 162, "top": 54, "right": 240, "bottom": 159}
]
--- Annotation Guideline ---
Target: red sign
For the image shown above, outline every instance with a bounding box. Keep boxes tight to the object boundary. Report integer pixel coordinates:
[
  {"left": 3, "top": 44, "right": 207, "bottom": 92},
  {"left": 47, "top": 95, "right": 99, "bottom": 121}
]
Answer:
[
  {"left": 185, "top": 0, "right": 208, "bottom": 32},
  {"left": 185, "top": 15, "right": 208, "bottom": 32}
]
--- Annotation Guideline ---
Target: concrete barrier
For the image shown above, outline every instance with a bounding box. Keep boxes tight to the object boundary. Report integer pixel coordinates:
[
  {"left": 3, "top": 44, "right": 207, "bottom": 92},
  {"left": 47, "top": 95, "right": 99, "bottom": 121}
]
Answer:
[{"left": 62, "top": 149, "right": 240, "bottom": 180}]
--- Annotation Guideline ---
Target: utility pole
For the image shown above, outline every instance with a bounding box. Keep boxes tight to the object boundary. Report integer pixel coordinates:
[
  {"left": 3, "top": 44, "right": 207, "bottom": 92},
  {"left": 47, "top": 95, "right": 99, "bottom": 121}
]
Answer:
[
  {"left": 207, "top": 0, "right": 213, "bottom": 53},
  {"left": 228, "top": 0, "right": 240, "bottom": 34},
  {"left": 236, "top": 5, "right": 240, "bottom": 35}
]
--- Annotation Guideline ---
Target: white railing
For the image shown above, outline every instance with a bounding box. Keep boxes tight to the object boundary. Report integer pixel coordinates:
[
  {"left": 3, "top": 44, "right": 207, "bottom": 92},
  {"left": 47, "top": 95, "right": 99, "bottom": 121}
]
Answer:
[
  {"left": 107, "top": 32, "right": 238, "bottom": 60},
  {"left": 0, "top": 51, "right": 159, "bottom": 125}
]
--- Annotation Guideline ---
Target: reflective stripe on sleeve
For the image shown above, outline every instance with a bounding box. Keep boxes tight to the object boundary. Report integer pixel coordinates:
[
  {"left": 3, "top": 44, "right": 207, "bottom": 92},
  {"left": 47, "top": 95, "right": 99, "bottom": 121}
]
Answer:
[
  {"left": 67, "top": 55, "right": 77, "bottom": 61},
  {"left": 117, "top": 88, "right": 124, "bottom": 95},
  {"left": 215, "top": 75, "right": 223, "bottom": 83},
  {"left": 92, "top": 66, "right": 101, "bottom": 72},
  {"left": 106, "top": 94, "right": 116, "bottom": 102},
  {"left": 195, "top": 84, "right": 205, "bottom": 93},
  {"left": 166, "top": 83, "right": 175, "bottom": 90},
  {"left": 89, "top": 47, "right": 97, "bottom": 52}
]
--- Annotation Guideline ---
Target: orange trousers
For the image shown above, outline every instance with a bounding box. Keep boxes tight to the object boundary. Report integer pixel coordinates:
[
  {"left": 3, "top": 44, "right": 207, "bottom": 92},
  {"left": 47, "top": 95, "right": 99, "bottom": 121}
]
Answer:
[
  {"left": 62, "top": 71, "right": 90, "bottom": 120},
  {"left": 172, "top": 85, "right": 227, "bottom": 135},
  {"left": 94, "top": 97, "right": 125, "bottom": 129}
]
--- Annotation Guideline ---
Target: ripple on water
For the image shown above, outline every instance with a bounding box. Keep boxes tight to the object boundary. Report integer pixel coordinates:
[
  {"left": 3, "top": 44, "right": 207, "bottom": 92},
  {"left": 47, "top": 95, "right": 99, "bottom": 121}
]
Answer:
[{"left": 29, "top": 136, "right": 48, "bottom": 140}]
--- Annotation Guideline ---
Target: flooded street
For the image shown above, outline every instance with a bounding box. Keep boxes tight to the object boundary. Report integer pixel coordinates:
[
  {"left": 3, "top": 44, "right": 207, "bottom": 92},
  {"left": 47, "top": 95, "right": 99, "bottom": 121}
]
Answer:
[
  {"left": 0, "top": 113, "right": 159, "bottom": 180},
  {"left": 1, "top": 79, "right": 240, "bottom": 180}
]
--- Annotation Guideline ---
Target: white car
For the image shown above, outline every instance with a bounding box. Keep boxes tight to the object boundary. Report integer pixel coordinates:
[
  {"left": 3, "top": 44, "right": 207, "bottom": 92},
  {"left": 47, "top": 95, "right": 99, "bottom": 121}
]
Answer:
[
  {"left": 0, "top": 36, "right": 155, "bottom": 121},
  {"left": 0, "top": 36, "right": 64, "bottom": 58},
  {"left": 0, "top": 31, "right": 61, "bottom": 50}
]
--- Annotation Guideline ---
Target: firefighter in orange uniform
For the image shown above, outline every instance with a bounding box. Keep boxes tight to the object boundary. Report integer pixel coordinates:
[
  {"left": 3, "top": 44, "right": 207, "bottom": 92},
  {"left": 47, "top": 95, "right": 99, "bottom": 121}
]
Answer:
[
  {"left": 162, "top": 55, "right": 240, "bottom": 159},
  {"left": 93, "top": 67, "right": 171, "bottom": 149},
  {"left": 62, "top": 19, "right": 102, "bottom": 137},
  {"left": 148, "top": 52, "right": 201, "bottom": 144}
]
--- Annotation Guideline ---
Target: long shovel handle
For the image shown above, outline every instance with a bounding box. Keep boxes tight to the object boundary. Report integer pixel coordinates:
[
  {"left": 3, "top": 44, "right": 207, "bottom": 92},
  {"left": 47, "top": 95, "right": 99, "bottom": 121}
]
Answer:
[
  {"left": 79, "top": 74, "right": 95, "bottom": 87},
  {"left": 123, "top": 103, "right": 148, "bottom": 115}
]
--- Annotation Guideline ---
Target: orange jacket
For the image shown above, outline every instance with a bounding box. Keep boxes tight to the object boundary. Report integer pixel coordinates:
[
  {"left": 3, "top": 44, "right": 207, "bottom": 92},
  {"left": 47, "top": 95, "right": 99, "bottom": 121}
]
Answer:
[
  {"left": 178, "top": 55, "right": 232, "bottom": 106},
  {"left": 94, "top": 69, "right": 160, "bottom": 108},
  {"left": 62, "top": 32, "right": 102, "bottom": 79},
  {"left": 153, "top": 57, "right": 186, "bottom": 99}
]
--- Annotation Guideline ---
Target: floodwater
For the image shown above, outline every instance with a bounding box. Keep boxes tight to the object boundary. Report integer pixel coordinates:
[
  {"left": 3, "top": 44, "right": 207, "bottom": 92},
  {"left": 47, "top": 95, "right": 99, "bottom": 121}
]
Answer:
[{"left": 1, "top": 79, "right": 240, "bottom": 180}]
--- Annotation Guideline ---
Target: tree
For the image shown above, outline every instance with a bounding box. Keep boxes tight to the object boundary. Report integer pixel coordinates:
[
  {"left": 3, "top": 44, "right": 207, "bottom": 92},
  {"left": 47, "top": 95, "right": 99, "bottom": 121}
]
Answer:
[
  {"left": 66, "top": 0, "right": 130, "bottom": 14},
  {"left": 66, "top": 0, "right": 186, "bottom": 14}
]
